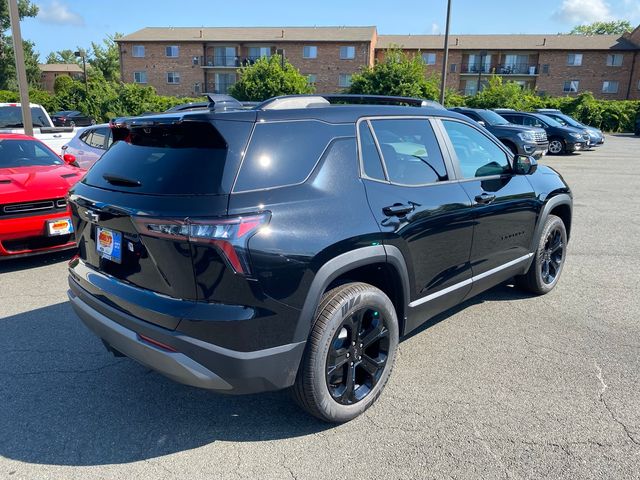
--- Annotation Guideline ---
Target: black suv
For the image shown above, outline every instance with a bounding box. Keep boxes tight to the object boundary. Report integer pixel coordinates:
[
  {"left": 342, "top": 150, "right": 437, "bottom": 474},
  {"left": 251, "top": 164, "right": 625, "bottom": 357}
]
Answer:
[
  {"left": 495, "top": 110, "right": 589, "bottom": 155},
  {"left": 67, "top": 94, "right": 572, "bottom": 422},
  {"left": 450, "top": 107, "right": 548, "bottom": 158}
]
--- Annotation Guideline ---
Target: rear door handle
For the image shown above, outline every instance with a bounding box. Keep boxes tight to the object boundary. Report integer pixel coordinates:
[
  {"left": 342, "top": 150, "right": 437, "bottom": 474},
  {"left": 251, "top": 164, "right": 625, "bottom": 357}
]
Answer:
[
  {"left": 383, "top": 203, "right": 414, "bottom": 217},
  {"left": 474, "top": 193, "right": 496, "bottom": 205}
]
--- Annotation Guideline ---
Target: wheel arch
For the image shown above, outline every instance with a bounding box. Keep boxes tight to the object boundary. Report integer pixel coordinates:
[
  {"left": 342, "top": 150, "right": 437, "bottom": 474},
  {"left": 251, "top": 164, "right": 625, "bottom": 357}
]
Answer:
[
  {"left": 530, "top": 193, "right": 572, "bottom": 252},
  {"left": 294, "top": 245, "right": 411, "bottom": 344}
]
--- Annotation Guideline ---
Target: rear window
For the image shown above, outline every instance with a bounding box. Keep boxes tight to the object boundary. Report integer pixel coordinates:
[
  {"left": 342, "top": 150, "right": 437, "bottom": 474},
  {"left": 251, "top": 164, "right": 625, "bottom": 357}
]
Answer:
[
  {"left": 233, "top": 120, "right": 340, "bottom": 192},
  {"left": 83, "top": 122, "right": 231, "bottom": 195}
]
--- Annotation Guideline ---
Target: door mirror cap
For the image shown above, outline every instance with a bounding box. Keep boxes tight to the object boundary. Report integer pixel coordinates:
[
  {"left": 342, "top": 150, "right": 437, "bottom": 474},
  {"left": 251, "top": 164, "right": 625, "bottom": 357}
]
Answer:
[
  {"left": 62, "top": 153, "right": 77, "bottom": 165},
  {"left": 514, "top": 155, "right": 537, "bottom": 175}
]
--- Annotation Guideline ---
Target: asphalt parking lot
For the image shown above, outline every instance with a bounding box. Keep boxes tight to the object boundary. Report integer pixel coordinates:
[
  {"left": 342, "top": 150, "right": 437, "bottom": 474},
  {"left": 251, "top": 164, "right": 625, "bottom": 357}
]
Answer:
[{"left": 1, "top": 134, "right": 639, "bottom": 479}]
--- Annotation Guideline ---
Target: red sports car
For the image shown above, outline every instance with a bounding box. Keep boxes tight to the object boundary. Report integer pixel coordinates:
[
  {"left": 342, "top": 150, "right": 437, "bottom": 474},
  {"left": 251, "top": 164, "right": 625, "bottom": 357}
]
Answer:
[{"left": 0, "top": 133, "right": 84, "bottom": 258}]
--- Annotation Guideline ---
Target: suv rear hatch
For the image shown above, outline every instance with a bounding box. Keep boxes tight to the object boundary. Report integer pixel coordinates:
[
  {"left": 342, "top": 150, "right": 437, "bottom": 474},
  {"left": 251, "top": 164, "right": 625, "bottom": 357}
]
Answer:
[{"left": 69, "top": 114, "right": 255, "bottom": 327}]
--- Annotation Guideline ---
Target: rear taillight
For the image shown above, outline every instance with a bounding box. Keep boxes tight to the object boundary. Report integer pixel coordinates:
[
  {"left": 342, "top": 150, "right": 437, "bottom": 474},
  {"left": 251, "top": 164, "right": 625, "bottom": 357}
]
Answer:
[{"left": 133, "top": 213, "right": 270, "bottom": 275}]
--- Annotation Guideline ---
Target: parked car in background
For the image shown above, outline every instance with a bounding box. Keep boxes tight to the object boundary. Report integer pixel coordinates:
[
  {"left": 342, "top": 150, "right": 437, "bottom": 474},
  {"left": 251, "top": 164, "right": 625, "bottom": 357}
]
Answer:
[
  {"left": 535, "top": 109, "right": 604, "bottom": 146},
  {"left": 67, "top": 94, "right": 572, "bottom": 422},
  {"left": 450, "top": 107, "right": 548, "bottom": 158},
  {"left": 51, "top": 111, "right": 97, "bottom": 128},
  {"left": 62, "top": 124, "right": 112, "bottom": 169},
  {"left": 0, "top": 134, "right": 83, "bottom": 258},
  {"left": 495, "top": 110, "right": 589, "bottom": 155},
  {"left": 0, "top": 103, "right": 76, "bottom": 153}
]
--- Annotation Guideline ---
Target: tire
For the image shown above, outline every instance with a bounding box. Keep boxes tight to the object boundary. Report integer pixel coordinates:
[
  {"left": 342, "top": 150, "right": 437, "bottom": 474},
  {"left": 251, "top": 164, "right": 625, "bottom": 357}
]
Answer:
[
  {"left": 291, "top": 282, "right": 399, "bottom": 423},
  {"left": 548, "top": 138, "right": 565, "bottom": 155},
  {"left": 517, "top": 215, "right": 567, "bottom": 295}
]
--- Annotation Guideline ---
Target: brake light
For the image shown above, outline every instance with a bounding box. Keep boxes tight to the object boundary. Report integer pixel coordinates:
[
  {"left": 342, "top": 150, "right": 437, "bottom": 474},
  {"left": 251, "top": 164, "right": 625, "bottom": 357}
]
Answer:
[{"left": 133, "top": 213, "right": 270, "bottom": 275}]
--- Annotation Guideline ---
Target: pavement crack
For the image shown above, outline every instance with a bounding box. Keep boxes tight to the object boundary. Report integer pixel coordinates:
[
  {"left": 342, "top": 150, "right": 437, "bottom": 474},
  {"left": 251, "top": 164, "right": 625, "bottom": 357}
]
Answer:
[{"left": 594, "top": 361, "right": 640, "bottom": 446}]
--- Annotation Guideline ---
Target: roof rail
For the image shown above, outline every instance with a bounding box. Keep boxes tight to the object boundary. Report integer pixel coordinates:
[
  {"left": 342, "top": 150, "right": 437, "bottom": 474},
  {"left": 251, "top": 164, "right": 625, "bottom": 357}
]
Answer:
[{"left": 256, "top": 94, "right": 443, "bottom": 110}]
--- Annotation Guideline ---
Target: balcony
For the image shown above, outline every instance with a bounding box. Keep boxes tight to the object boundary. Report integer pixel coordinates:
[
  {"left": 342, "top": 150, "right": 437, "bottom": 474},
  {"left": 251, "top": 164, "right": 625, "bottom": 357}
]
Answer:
[
  {"left": 206, "top": 82, "right": 236, "bottom": 94},
  {"left": 200, "top": 55, "right": 272, "bottom": 68},
  {"left": 460, "top": 63, "right": 539, "bottom": 76}
]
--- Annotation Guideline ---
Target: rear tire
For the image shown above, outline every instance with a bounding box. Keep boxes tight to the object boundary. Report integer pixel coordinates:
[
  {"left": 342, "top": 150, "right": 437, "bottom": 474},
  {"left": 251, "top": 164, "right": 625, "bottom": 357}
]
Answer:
[
  {"left": 291, "top": 282, "right": 399, "bottom": 423},
  {"left": 517, "top": 215, "right": 567, "bottom": 295}
]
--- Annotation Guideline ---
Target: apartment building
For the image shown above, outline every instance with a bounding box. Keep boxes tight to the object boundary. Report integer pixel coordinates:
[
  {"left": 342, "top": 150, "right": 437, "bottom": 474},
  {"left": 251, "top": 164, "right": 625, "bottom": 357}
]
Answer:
[
  {"left": 117, "top": 26, "right": 376, "bottom": 96},
  {"left": 38, "top": 63, "right": 83, "bottom": 92},
  {"left": 117, "top": 25, "right": 640, "bottom": 100},
  {"left": 377, "top": 28, "right": 640, "bottom": 100}
]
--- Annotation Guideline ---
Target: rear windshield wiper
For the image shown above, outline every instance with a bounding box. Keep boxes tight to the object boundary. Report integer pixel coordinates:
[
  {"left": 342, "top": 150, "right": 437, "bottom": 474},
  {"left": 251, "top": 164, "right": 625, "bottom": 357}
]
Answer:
[{"left": 103, "top": 173, "right": 142, "bottom": 187}]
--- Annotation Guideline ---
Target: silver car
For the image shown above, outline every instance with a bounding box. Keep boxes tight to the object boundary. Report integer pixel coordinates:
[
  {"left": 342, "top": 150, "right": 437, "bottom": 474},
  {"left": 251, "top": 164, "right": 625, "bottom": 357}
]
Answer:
[
  {"left": 62, "top": 123, "right": 112, "bottom": 169},
  {"left": 536, "top": 109, "right": 604, "bottom": 146}
]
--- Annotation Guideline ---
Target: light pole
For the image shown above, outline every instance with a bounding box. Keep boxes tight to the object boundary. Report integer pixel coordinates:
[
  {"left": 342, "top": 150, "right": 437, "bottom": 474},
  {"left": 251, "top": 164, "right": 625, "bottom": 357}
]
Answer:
[
  {"left": 74, "top": 49, "right": 88, "bottom": 97},
  {"left": 439, "top": 0, "right": 452, "bottom": 105},
  {"left": 8, "top": 0, "right": 33, "bottom": 136}
]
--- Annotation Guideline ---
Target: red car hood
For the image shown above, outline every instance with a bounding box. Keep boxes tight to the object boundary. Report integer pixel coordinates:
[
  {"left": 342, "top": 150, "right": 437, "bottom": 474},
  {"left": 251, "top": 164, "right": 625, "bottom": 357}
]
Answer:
[{"left": 0, "top": 165, "right": 85, "bottom": 204}]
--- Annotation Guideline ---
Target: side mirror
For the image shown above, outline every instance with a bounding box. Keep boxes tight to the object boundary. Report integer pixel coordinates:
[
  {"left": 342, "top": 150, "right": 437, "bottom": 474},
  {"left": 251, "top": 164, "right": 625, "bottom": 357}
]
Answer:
[
  {"left": 477, "top": 120, "right": 486, "bottom": 127},
  {"left": 514, "top": 155, "right": 537, "bottom": 175},
  {"left": 63, "top": 153, "right": 77, "bottom": 165}
]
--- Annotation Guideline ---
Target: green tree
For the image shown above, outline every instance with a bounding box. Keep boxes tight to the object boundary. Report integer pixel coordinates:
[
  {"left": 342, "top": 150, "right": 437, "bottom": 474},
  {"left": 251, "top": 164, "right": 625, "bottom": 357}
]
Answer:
[
  {"left": 0, "top": 0, "right": 39, "bottom": 89},
  {"left": 347, "top": 49, "right": 439, "bottom": 100},
  {"left": 569, "top": 20, "right": 632, "bottom": 35},
  {"left": 46, "top": 49, "right": 81, "bottom": 65},
  {"left": 465, "top": 75, "right": 542, "bottom": 110},
  {"left": 229, "top": 55, "right": 313, "bottom": 101},
  {"left": 89, "top": 33, "right": 122, "bottom": 82}
]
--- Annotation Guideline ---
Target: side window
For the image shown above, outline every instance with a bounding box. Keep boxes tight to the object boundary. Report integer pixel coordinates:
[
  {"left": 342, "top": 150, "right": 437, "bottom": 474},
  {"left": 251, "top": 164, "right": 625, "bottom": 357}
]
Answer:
[
  {"left": 358, "top": 121, "right": 385, "bottom": 180},
  {"left": 80, "top": 129, "right": 93, "bottom": 146},
  {"left": 503, "top": 115, "right": 522, "bottom": 125},
  {"left": 523, "top": 116, "right": 544, "bottom": 128},
  {"left": 234, "top": 121, "right": 336, "bottom": 192},
  {"left": 88, "top": 128, "right": 108, "bottom": 149},
  {"left": 369, "top": 118, "right": 447, "bottom": 185},
  {"left": 463, "top": 112, "right": 481, "bottom": 122},
  {"left": 106, "top": 130, "right": 113, "bottom": 149},
  {"left": 442, "top": 120, "right": 510, "bottom": 179}
]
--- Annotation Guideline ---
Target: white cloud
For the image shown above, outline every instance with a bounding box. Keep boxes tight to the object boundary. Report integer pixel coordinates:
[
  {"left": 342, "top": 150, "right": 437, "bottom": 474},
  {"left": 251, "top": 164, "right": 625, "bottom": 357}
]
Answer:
[
  {"left": 431, "top": 23, "right": 441, "bottom": 35},
  {"left": 38, "top": 0, "right": 85, "bottom": 26},
  {"left": 553, "top": 0, "right": 613, "bottom": 24}
]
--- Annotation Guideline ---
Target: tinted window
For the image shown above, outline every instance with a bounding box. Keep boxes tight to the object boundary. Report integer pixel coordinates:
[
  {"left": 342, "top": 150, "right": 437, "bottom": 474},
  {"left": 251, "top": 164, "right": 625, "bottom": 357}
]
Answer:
[
  {"left": 370, "top": 119, "right": 447, "bottom": 185},
  {"left": 0, "top": 139, "right": 63, "bottom": 167},
  {"left": 502, "top": 114, "right": 522, "bottom": 125},
  {"left": 0, "top": 106, "right": 50, "bottom": 128},
  {"left": 84, "top": 122, "right": 230, "bottom": 195},
  {"left": 88, "top": 127, "right": 108, "bottom": 149},
  {"left": 79, "top": 130, "right": 92, "bottom": 145},
  {"left": 358, "top": 122, "right": 385, "bottom": 180},
  {"left": 442, "top": 120, "right": 510, "bottom": 178},
  {"left": 234, "top": 121, "right": 337, "bottom": 192},
  {"left": 522, "top": 116, "right": 546, "bottom": 128}
]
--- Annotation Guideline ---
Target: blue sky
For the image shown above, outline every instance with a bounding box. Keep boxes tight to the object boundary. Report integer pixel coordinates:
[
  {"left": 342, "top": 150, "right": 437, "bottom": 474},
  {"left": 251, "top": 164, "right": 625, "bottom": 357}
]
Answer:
[{"left": 22, "top": 0, "right": 640, "bottom": 60}]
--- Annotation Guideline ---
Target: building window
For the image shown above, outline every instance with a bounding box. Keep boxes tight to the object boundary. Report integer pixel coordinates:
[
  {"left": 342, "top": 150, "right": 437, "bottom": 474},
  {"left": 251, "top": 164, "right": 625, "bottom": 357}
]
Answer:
[
  {"left": 215, "top": 73, "right": 236, "bottom": 94},
  {"left": 307, "top": 74, "right": 317, "bottom": 85},
  {"left": 464, "top": 80, "right": 477, "bottom": 96},
  {"left": 450, "top": 63, "right": 457, "bottom": 73},
  {"left": 194, "top": 83, "right": 201, "bottom": 95},
  {"left": 248, "top": 46, "right": 271, "bottom": 61},
  {"left": 166, "top": 71, "right": 181, "bottom": 84},
  {"left": 422, "top": 52, "right": 436, "bottom": 65},
  {"left": 165, "top": 45, "right": 179, "bottom": 58},
  {"left": 192, "top": 56, "right": 200, "bottom": 66},
  {"left": 567, "top": 53, "right": 583, "bottom": 66},
  {"left": 338, "top": 74, "right": 352, "bottom": 87},
  {"left": 606, "top": 54, "right": 623, "bottom": 66},
  {"left": 542, "top": 64, "right": 549, "bottom": 74},
  {"left": 133, "top": 71, "right": 147, "bottom": 84},
  {"left": 340, "top": 46, "right": 356, "bottom": 60},
  {"left": 563, "top": 80, "right": 579, "bottom": 93},
  {"left": 303, "top": 46, "right": 318, "bottom": 59},
  {"left": 602, "top": 81, "right": 619, "bottom": 93},
  {"left": 132, "top": 45, "right": 145, "bottom": 58}
]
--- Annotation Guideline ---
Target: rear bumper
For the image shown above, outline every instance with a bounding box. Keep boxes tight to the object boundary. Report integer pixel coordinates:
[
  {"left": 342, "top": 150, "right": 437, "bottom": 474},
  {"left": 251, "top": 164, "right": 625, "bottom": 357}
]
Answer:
[
  {"left": 0, "top": 212, "right": 75, "bottom": 257},
  {"left": 67, "top": 277, "right": 306, "bottom": 394}
]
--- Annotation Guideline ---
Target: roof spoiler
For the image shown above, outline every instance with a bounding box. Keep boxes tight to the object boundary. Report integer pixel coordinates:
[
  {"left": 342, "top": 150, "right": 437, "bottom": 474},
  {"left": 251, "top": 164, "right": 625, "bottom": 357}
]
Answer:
[{"left": 205, "top": 93, "right": 244, "bottom": 111}]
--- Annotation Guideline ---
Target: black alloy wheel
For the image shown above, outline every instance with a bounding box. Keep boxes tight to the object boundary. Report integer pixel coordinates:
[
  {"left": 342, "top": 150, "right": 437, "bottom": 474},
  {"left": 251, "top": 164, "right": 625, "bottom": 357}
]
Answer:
[
  {"left": 540, "top": 225, "right": 564, "bottom": 285},
  {"left": 326, "top": 307, "right": 390, "bottom": 405}
]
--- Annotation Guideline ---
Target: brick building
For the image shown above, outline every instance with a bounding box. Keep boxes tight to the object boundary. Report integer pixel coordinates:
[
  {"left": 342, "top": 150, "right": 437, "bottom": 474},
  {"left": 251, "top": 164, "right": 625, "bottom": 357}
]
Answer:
[
  {"left": 117, "top": 25, "right": 640, "bottom": 100},
  {"left": 117, "top": 26, "right": 376, "bottom": 96},
  {"left": 38, "top": 63, "right": 83, "bottom": 92}
]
